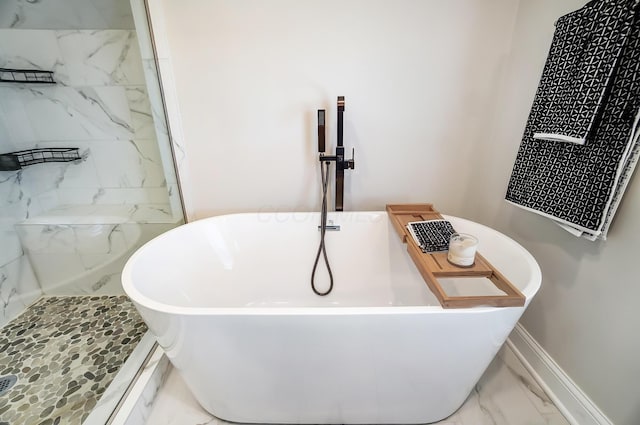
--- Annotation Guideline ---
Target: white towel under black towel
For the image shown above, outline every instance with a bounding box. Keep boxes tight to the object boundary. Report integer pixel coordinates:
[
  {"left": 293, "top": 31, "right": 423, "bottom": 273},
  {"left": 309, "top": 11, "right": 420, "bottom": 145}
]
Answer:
[{"left": 506, "top": 0, "right": 640, "bottom": 240}]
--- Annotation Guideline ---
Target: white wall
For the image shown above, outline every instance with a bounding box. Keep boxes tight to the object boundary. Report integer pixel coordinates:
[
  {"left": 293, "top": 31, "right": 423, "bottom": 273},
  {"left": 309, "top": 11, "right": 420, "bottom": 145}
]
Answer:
[
  {"left": 154, "top": 0, "right": 639, "bottom": 424},
  {"left": 158, "top": 0, "right": 519, "bottom": 219},
  {"left": 464, "top": 1, "right": 640, "bottom": 424}
]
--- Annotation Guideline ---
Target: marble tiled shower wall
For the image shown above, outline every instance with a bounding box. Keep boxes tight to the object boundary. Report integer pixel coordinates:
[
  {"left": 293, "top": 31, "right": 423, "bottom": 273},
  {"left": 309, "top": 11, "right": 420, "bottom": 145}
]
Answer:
[
  {"left": 0, "top": 28, "right": 169, "bottom": 206},
  {"left": 0, "top": 23, "right": 177, "bottom": 326}
]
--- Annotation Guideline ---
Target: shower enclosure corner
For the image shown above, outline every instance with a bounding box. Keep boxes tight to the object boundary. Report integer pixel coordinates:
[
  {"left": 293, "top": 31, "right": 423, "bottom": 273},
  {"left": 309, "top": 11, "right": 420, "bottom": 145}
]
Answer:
[{"left": 0, "top": 0, "right": 185, "bottom": 423}]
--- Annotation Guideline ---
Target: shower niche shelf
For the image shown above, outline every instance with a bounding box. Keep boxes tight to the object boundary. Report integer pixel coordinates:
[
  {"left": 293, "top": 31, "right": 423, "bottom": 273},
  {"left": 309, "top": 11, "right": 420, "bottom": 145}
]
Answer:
[
  {"left": 0, "top": 148, "right": 81, "bottom": 171},
  {"left": 386, "top": 203, "right": 525, "bottom": 308},
  {"left": 0, "top": 67, "right": 55, "bottom": 84}
]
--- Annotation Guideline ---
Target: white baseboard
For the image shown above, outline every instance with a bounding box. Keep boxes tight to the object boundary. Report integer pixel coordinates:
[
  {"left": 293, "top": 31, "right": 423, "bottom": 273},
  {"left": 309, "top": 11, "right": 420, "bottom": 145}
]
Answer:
[{"left": 507, "top": 324, "right": 613, "bottom": 425}]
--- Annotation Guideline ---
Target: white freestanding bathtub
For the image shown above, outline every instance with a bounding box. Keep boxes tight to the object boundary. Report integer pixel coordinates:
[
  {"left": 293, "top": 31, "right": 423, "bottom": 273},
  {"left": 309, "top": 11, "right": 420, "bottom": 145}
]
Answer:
[{"left": 122, "top": 211, "right": 541, "bottom": 424}]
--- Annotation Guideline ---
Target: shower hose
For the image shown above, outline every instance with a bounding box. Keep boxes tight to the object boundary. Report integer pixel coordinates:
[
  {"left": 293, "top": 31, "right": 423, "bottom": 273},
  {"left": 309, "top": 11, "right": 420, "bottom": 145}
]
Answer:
[{"left": 311, "top": 160, "right": 334, "bottom": 296}]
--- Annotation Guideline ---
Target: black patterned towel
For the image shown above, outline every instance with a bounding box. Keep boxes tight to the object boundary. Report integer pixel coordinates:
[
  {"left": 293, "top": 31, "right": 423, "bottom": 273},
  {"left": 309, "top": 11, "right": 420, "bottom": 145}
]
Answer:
[
  {"left": 407, "top": 220, "right": 456, "bottom": 253},
  {"left": 532, "top": 1, "right": 636, "bottom": 145},
  {"left": 506, "top": 1, "right": 640, "bottom": 240}
]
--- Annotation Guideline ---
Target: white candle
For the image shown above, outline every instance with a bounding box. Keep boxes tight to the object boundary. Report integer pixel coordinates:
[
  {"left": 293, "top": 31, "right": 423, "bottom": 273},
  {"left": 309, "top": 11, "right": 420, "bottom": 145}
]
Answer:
[{"left": 447, "top": 233, "right": 478, "bottom": 267}]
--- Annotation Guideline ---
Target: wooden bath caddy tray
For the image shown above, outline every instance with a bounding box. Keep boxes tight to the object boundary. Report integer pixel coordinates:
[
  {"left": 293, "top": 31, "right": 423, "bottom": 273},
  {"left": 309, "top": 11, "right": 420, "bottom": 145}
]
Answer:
[{"left": 386, "top": 204, "right": 525, "bottom": 309}]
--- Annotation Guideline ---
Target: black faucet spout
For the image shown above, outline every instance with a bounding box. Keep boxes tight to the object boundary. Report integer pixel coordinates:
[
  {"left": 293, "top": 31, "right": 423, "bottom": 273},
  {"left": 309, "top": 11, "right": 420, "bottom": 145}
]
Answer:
[{"left": 319, "top": 153, "right": 341, "bottom": 162}]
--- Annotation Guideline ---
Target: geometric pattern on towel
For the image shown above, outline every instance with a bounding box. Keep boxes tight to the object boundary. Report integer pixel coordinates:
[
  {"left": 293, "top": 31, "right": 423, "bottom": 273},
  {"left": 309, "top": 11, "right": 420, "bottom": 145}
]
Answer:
[
  {"left": 407, "top": 220, "right": 456, "bottom": 253},
  {"left": 598, "top": 111, "right": 640, "bottom": 238},
  {"left": 534, "top": 0, "right": 636, "bottom": 144},
  {"left": 506, "top": 6, "right": 640, "bottom": 236}
]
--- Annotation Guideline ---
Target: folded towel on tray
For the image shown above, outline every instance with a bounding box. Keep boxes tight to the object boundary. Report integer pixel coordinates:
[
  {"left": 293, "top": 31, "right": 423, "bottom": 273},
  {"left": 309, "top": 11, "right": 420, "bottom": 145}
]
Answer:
[
  {"left": 506, "top": 1, "right": 640, "bottom": 240},
  {"left": 406, "top": 219, "right": 456, "bottom": 253}
]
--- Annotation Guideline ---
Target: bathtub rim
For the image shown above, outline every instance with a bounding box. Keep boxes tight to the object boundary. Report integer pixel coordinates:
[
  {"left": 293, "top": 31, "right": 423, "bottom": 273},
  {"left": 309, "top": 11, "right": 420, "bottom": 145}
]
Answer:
[{"left": 121, "top": 211, "right": 542, "bottom": 316}]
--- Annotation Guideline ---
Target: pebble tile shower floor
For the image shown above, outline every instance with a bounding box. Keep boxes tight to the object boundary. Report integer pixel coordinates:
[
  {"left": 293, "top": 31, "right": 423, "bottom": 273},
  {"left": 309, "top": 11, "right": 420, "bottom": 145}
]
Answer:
[{"left": 0, "top": 296, "right": 147, "bottom": 425}]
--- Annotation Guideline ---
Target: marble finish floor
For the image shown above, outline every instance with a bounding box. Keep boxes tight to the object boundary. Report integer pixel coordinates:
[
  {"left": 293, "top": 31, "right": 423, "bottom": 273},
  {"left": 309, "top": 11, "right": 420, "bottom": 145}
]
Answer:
[
  {"left": 0, "top": 296, "right": 147, "bottom": 425},
  {"left": 143, "top": 345, "right": 570, "bottom": 425}
]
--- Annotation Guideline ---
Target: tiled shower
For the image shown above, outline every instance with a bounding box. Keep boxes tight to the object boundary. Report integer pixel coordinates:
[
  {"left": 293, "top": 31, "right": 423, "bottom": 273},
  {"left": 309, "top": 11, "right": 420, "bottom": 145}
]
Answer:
[{"left": 0, "top": 0, "right": 183, "bottom": 423}]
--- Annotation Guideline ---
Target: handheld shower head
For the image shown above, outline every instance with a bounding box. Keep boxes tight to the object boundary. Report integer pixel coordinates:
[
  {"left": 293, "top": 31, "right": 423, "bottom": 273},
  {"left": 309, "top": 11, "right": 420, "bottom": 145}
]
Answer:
[{"left": 317, "top": 109, "right": 326, "bottom": 153}]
